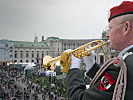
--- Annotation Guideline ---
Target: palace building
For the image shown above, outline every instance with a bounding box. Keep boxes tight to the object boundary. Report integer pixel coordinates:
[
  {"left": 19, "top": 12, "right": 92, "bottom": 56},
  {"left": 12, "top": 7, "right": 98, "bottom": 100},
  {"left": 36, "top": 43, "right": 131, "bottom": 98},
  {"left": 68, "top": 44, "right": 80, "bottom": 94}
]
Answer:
[
  {"left": 0, "top": 31, "right": 119, "bottom": 66},
  {"left": 0, "top": 39, "right": 14, "bottom": 66}
]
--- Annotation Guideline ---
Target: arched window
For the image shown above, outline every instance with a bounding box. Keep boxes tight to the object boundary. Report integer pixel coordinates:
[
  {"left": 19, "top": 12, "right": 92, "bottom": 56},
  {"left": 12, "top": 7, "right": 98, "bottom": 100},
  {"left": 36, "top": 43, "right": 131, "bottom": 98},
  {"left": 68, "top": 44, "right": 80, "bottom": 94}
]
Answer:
[
  {"left": 26, "top": 60, "right": 29, "bottom": 63},
  {"left": 31, "top": 60, "right": 34, "bottom": 62},
  {"left": 20, "top": 60, "right": 23, "bottom": 63},
  {"left": 14, "top": 60, "right": 17, "bottom": 63}
]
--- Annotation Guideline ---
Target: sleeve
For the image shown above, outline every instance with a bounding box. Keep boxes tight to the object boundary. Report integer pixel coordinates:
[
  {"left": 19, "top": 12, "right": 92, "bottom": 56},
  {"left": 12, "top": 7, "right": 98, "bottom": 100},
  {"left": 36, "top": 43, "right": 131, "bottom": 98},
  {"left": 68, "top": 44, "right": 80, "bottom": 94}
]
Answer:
[
  {"left": 66, "top": 64, "right": 120, "bottom": 100},
  {"left": 86, "top": 63, "right": 100, "bottom": 79}
]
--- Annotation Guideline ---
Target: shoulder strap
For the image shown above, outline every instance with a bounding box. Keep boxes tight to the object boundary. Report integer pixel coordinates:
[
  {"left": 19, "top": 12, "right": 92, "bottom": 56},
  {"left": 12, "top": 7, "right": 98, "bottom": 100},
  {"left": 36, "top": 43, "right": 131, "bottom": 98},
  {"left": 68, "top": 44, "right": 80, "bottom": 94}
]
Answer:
[
  {"left": 122, "top": 52, "right": 133, "bottom": 60},
  {"left": 112, "top": 57, "right": 127, "bottom": 100}
]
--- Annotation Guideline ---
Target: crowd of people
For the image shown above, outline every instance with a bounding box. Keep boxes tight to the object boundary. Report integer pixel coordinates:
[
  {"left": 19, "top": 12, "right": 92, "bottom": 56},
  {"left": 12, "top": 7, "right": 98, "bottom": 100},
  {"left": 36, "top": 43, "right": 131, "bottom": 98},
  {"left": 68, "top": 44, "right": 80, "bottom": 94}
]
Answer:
[
  {"left": 0, "top": 66, "right": 33, "bottom": 100},
  {"left": 0, "top": 65, "right": 69, "bottom": 100}
]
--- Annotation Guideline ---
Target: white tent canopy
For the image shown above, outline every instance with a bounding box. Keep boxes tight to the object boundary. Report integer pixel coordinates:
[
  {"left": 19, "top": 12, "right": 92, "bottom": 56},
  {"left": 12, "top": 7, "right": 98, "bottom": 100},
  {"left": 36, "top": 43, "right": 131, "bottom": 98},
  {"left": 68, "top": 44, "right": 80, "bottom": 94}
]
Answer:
[
  {"left": 27, "top": 63, "right": 36, "bottom": 66},
  {"left": 24, "top": 63, "right": 36, "bottom": 70},
  {"left": 24, "top": 66, "right": 34, "bottom": 70}
]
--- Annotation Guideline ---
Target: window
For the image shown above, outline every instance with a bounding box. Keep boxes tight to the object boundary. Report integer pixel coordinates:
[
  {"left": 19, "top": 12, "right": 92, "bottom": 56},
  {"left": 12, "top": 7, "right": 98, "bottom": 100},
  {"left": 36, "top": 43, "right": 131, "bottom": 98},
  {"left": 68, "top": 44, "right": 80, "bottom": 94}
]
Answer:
[
  {"left": 15, "top": 54, "right": 17, "bottom": 58},
  {"left": 14, "top": 60, "right": 17, "bottom": 63},
  {"left": 73, "top": 43, "right": 75, "bottom": 49},
  {"left": 69, "top": 44, "right": 70, "bottom": 48},
  {"left": 42, "top": 51, "right": 44, "bottom": 58},
  {"left": 37, "top": 51, "right": 39, "bottom": 57},
  {"left": 32, "top": 54, "right": 34, "bottom": 58},
  {"left": 46, "top": 51, "right": 48, "bottom": 55},
  {"left": 26, "top": 54, "right": 28, "bottom": 58},
  {"left": 20, "top": 54, "right": 23, "bottom": 58},
  {"left": 77, "top": 43, "right": 80, "bottom": 47},
  {"left": 6, "top": 44, "right": 8, "bottom": 47},
  {"left": 15, "top": 51, "right": 17, "bottom": 58},
  {"left": 31, "top": 60, "right": 34, "bottom": 62},
  {"left": 26, "top": 51, "right": 29, "bottom": 58},
  {"left": 100, "top": 55, "right": 104, "bottom": 65},
  {"left": 64, "top": 43, "right": 66, "bottom": 47},
  {"left": 20, "top": 51, "right": 23, "bottom": 58},
  {"left": 26, "top": 60, "right": 29, "bottom": 63},
  {"left": 20, "top": 60, "right": 23, "bottom": 63},
  {"left": 32, "top": 51, "right": 34, "bottom": 58},
  {"left": 36, "top": 59, "right": 39, "bottom": 63}
]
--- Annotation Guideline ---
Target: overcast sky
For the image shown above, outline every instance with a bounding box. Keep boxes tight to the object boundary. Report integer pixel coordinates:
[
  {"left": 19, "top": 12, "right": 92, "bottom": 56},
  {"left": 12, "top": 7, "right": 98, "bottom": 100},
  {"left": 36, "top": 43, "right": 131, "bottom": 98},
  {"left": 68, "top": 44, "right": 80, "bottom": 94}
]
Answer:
[{"left": 0, "top": 0, "right": 131, "bottom": 42}]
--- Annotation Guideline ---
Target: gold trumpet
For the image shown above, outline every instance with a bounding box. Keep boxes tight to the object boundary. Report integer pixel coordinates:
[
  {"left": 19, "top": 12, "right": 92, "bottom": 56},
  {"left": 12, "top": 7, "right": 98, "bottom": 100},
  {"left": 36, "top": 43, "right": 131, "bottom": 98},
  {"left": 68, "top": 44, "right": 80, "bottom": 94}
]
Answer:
[{"left": 43, "top": 40, "right": 110, "bottom": 71}]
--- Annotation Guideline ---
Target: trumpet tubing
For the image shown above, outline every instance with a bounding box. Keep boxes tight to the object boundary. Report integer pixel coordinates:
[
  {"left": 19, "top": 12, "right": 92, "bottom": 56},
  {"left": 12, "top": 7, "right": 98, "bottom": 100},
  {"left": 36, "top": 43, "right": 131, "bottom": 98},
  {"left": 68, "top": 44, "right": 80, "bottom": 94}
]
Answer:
[{"left": 43, "top": 40, "right": 110, "bottom": 71}]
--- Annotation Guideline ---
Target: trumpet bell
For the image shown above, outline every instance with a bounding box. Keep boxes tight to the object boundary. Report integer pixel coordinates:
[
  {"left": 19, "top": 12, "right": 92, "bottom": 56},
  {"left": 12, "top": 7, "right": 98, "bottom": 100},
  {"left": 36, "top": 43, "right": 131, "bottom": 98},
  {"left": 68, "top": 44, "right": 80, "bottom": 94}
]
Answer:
[{"left": 43, "top": 55, "right": 56, "bottom": 71}]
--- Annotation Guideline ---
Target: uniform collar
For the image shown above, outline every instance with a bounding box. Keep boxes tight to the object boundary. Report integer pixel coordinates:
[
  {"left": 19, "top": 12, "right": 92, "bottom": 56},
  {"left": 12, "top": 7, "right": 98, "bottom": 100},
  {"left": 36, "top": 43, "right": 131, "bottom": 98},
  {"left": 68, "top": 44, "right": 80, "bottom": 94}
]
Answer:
[{"left": 118, "top": 45, "right": 133, "bottom": 57}]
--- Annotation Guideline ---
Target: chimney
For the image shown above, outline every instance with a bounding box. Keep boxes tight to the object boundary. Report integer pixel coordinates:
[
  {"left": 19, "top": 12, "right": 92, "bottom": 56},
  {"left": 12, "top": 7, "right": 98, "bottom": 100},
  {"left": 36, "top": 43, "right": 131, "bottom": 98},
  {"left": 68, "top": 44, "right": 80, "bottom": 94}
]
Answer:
[{"left": 42, "top": 36, "right": 44, "bottom": 41}]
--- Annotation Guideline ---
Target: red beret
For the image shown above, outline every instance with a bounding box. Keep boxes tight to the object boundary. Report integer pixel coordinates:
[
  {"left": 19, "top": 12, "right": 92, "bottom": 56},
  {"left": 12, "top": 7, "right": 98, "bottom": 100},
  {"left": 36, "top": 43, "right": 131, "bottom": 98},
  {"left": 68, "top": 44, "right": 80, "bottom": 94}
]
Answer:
[{"left": 108, "top": 1, "right": 133, "bottom": 22}]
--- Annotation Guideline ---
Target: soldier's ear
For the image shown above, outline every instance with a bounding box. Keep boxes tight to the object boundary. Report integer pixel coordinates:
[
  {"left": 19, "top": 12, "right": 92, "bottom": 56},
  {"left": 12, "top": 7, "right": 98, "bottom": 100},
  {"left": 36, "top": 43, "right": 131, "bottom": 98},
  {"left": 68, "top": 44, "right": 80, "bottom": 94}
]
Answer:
[{"left": 123, "top": 21, "right": 131, "bottom": 36}]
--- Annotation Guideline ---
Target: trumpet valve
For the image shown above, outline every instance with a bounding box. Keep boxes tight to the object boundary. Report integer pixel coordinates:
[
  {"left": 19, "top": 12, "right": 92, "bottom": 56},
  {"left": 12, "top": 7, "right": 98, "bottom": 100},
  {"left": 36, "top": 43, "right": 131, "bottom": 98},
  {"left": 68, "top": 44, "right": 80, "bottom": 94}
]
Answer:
[
  {"left": 85, "top": 51, "right": 91, "bottom": 56},
  {"left": 73, "top": 53, "right": 78, "bottom": 57}
]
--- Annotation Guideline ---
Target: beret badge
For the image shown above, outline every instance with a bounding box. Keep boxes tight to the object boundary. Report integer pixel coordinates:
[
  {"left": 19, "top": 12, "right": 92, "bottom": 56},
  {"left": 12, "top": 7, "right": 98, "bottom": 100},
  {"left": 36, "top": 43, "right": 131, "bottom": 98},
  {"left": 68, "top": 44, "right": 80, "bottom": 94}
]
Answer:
[{"left": 107, "top": 10, "right": 111, "bottom": 20}]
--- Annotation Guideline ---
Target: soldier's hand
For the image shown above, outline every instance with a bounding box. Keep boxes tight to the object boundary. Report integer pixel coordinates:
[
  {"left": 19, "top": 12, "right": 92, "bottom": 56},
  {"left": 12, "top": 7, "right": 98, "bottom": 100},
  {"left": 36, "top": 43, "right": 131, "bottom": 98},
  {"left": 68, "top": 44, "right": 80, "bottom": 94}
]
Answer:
[{"left": 83, "top": 46, "right": 95, "bottom": 72}]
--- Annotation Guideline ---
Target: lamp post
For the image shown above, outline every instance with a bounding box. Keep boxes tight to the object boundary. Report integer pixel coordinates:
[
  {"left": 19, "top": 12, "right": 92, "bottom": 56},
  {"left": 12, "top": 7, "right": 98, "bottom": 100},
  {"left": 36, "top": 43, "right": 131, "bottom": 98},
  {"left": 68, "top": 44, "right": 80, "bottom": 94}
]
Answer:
[{"left": 4, "top": 45, "right": 6, "bottom": 66}]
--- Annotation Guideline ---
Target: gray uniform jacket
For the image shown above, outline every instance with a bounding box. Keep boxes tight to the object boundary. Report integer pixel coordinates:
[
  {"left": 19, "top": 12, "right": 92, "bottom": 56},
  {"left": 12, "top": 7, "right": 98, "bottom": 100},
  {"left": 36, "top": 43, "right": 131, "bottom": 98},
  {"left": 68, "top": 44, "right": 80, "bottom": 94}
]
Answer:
[{"left": 66, "top": 48, "right": 133, "bottom": 100}]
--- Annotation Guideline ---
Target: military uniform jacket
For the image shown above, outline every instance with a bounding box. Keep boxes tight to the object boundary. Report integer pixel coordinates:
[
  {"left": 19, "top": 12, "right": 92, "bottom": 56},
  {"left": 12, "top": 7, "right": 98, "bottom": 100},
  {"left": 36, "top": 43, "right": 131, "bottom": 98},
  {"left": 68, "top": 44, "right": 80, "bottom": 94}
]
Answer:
[{"left": 66, "top": 48, "right": 133, "bottom": 100}]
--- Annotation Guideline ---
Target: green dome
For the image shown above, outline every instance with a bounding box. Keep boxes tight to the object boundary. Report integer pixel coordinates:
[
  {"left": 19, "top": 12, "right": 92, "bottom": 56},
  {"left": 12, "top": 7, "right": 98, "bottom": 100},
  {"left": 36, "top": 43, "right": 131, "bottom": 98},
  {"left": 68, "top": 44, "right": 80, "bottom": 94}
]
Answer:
[{"left": 46, "top": 37, "right": 60, "bottom": 41}]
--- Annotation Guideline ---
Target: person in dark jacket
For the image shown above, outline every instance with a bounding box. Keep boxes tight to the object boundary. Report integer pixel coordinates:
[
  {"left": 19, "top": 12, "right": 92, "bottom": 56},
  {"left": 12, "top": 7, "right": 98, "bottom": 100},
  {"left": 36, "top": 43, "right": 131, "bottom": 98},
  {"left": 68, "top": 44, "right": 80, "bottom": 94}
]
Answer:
[{"left": 60, "top": 1, "right": 133, "bottom": 100}]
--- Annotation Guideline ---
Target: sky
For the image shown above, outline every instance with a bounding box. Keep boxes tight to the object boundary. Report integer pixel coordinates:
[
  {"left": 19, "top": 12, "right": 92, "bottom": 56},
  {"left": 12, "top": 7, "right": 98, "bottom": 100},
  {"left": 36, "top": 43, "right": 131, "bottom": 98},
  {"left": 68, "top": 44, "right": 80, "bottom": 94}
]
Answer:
[{"left": 0, "top": 0, "right": 131, "bottom": 42}]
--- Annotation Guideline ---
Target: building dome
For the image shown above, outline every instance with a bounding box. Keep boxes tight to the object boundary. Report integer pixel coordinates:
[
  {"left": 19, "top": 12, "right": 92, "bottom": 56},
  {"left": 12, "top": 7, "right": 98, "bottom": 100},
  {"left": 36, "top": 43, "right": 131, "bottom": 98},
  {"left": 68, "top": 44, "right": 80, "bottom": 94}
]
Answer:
[{"left": 46, "top": 37, "right": 60, "bottom": 41}]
